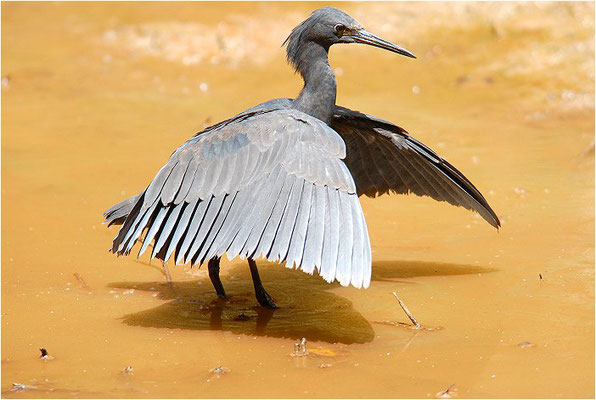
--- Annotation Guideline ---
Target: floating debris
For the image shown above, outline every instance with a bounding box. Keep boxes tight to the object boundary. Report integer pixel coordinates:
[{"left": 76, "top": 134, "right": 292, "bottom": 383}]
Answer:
[
  {"left": 436, "top": 383, "right": 457, "bottom": 398},
  {"left": 122, "top": 289, "right": 135, "bottom": 295},
  {"left": 411, "top": 85, "right": 420, "bottom": 94},
  {"left": 122, "top": 366, "right": 134, "bottom": 375},
  {"left": 10, "top": 383, "right": 36, "bottom": 392},
  {"left": 292, "top": 338, "right": 308, "bottom": 357},
  {"left": 518, "top": 341, "right": 535, "bottom": 348},
  {"left": 318, "top": 363, "right": 332, "bottom": 368},
  {"left": 233, "top": 313, "right": 251, "bottom": 322},
  {"left": 513, "top": 187, "right": 528, "bottom": 197},
  {"left": 1, "top": 75, "right": 9, "bottom": 89},
  {"left": 40, "top": 348, "right": 54, "bottom": 361},
  {"left": 210, "top": 366, "right": 229, "bottom": 375}
]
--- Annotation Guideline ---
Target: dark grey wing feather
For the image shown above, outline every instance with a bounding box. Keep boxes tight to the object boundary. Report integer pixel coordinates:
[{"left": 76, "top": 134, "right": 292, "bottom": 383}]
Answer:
[
  {"left": 214, "top": 178, "right": 266, "bottom": 259},
  {"left": 240, "top": 167, "right": 286, "bottom": 257},
  {"left": 151, "top": 202, "right": 184, "bottom": 259},
  {"left": 103, "top": 193, "right": 142, "bottom": 227},
  {"left": 255, "top": 173, "right": 296, "bottom": 260},
  {"left": 268, "top": 178, "right": 303, "bottom": 262},
  {"left": 285, "top": 182, "right": 313, "bottom": 269},
  {"left": 301, "top": 185, "right": 327, "bottom": 274},
  {"left": 175, "top": 198, "right": 210, "bottom": 264},
  {"left": 163, "top": 201, "right": 196, "bottom": 263},
  {"left": 106, "top": 106, "right": 371, "bottom": 288},
  {"left": 193, "top": 193, "right": 236, "bottom": 265},
  {"left": 320, "top": 188, "right": 340, "bottom": 283},
  {"left": 335, "top": 190, "right": 354, "bottom": 286},
  {"left": 185, "top": 195, "right": 226, "bottom": 264},
  {"left": 123, "top": 201, "right": 158, "bottom": 254},
  {"left": 173, "top": 159, "right": 199, "bottom": 205},
  {"left": 138, "top": 206, "right": 168, "bottom": 257},
  {"left": 331, "top": 105, "right": 500, "bottom": 228}
]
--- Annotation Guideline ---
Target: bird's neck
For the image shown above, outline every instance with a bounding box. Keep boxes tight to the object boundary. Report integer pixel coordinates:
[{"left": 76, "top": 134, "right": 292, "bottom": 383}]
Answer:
[{"left": 293, "top": 42, "right": 337, "bottom": 124}]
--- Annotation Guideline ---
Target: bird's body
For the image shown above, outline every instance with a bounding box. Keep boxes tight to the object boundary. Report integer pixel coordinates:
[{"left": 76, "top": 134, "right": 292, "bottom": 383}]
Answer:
[{"left": 105, "top": 8, "right": 499, "bottom": 308}]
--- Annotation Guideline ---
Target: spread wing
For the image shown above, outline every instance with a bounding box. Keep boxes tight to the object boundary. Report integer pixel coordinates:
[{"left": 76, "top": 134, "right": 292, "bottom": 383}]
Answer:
[
  {"left": 109, "top": 108, "right": 372, "bottom": 289},
  {"left": 104, "top": 99, "right": 295, "bottom": 228},
  {"left": 331, "top": 106, "right": 500, "bottom": 228}
]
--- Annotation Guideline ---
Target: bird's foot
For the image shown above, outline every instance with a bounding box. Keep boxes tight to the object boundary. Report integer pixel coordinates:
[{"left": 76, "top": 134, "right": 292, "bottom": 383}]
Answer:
[{"left": 255, "top": 289, "right": 277, "bottom": 309}]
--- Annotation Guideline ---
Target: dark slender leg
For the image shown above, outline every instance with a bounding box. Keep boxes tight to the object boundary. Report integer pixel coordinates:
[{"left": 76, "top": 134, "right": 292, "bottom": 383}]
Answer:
[
  {"left": 248, "top": 258, "right": 276, "bottom": 309},
  {"left": 208, "top": 257, "right": 226, "bottom": 298}
]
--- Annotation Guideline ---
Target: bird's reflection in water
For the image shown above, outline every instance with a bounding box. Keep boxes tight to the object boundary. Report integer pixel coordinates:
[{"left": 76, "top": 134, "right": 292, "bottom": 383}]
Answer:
[{"left": 110, "top": 262, "right": 375, "bottom": 344}]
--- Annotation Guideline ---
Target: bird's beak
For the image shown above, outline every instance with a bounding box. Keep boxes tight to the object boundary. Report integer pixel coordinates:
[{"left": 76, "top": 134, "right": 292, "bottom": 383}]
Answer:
[{"left": 350, "top": 29, "right": 416, "bottom": 59}]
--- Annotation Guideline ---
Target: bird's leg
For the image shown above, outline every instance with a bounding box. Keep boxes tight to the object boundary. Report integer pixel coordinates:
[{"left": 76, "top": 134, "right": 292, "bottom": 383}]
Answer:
[
  {"left": 248, "top": 258, "right": 276, "bottom": 309},
  {"left": 162, "top": 262, "right": 172, "bottom": 283},
  {"left": 208, "top": 257, "right": 226, "bottom": 298}
]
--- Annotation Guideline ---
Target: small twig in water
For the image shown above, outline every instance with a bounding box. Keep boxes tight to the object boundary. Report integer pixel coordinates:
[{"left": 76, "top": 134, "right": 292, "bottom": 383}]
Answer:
[
  {"left": 436, "top": 383, "right": 456, "bottom": 398},
  {"left": 392, "top": 292, "right": 421, "bottom": 329},
  {"left": 73, "top": 273, "right": 90, "bottom": 290}
]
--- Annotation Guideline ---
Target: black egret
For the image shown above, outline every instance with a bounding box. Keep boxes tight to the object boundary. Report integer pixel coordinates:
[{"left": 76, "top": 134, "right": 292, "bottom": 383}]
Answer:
[{"left": 104, "top": 7, "right": 500, "bottom": 309}]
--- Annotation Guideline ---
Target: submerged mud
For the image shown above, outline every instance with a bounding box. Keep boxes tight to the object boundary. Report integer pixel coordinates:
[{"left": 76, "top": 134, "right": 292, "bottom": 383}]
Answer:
[{"left": 2, "top": 2, "right": 594, "bottom": 398}]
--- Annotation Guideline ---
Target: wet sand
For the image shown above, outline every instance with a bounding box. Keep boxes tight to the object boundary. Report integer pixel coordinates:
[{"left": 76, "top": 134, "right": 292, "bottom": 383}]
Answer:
[{"left": 2, "top": 2, "right": 594, "bottom": 398}]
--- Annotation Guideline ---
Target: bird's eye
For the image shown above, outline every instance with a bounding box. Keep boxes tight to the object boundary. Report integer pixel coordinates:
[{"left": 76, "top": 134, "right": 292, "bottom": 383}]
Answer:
[{"left": 334, "top": 24, "right": 346, "bottom": 37}]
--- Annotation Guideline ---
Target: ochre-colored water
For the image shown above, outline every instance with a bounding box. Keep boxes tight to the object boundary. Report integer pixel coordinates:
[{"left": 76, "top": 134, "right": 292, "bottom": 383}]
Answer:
[{"left": 2, "top": 2, "right": 594, "bottom": 398}]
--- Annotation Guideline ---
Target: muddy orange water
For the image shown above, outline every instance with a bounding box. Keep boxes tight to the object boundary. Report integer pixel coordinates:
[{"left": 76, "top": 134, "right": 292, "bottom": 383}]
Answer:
[{"left": 2, "top": 2, "right": 594, "bottom": 398}]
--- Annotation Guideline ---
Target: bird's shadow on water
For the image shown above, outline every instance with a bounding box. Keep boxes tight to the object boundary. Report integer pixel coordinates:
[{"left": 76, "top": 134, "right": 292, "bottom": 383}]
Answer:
[
  {"left": 109, "top": 259, "right": 496, "bottom": 344},
  {"left": 371, "top": 260, "right": 498, "bottom": 282},
  {"left": 109, "top": 262, "right": 376, "bottom": 344}
]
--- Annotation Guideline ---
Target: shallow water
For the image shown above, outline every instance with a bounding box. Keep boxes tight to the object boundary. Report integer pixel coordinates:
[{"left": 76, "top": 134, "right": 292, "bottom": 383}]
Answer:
[{"left": 2, "top": 2, "right": 594, "bottom": 398}]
